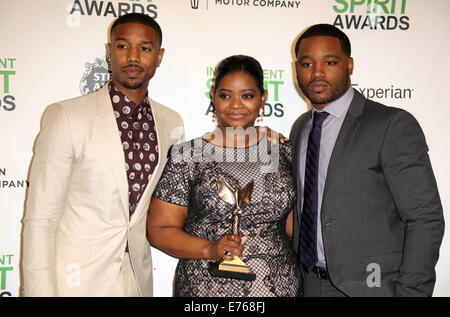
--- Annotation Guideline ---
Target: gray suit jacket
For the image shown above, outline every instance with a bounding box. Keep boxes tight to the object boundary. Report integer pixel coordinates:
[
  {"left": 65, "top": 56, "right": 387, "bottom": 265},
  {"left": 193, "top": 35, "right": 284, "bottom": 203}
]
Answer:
[{"left": 290, "top": 90, "right": 444, "bottom": 296}]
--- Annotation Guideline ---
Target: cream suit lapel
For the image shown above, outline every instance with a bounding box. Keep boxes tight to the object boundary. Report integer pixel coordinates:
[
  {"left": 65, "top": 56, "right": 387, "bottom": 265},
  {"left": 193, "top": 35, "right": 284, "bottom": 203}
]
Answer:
[
  {"left": 95, "top": 85, "right": 129, "bottom": 220},
  {"left": 129, "top": 99, "right": 168, "bottom": 227},
  {"left": 149, "top": 99, "right": 169, "bottom": 177}
]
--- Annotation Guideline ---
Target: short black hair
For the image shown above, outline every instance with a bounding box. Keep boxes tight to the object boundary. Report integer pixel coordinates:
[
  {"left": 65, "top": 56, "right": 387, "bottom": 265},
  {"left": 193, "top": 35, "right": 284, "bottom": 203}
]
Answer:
[
  {"left": 213, "top": 55, "right": 265, "bottom": 95},
  {"left": 110, "top": 13, "right": 162, "bottom": 47},
  {"left": 294, "top": 24, "right": 351, "bottom": 58}
]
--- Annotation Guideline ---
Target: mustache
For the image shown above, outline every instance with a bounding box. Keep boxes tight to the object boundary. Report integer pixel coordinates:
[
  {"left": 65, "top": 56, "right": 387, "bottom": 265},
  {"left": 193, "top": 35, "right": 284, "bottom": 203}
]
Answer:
[{"left": 122, "top": 64, "right": 144, "bottom": 71}]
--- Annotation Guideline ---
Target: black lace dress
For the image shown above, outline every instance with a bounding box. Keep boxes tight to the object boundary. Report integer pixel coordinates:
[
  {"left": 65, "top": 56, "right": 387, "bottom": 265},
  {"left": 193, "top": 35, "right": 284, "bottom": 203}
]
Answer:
[{"left": 152, "top": 136, "right": 300, "bottom": 297}]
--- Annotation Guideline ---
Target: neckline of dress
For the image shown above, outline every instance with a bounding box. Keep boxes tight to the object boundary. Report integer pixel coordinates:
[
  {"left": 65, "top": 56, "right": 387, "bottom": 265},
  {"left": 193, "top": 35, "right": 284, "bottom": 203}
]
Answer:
[{"left": 201, "top": 132, "right": 266, "bottom": 149}]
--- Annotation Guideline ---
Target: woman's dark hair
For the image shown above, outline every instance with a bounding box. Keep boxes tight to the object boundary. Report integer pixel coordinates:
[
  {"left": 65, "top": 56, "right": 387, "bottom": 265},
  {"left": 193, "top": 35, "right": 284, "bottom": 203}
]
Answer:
[
  {"left": 294, "top": 24, "right": 351, "bottom": 58},
  {"left": 212, "top": 55, "right": 265, "bottom": 95},
  {"left": 110, "top": 13, "right": 163, "bottom": 47}
]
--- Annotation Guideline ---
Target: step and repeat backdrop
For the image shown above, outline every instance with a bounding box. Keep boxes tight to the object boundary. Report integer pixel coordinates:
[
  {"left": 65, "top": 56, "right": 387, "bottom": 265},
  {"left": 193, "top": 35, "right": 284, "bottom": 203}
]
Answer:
[{"left": 1, "top": 0, "right": 449, "bottom": 296}]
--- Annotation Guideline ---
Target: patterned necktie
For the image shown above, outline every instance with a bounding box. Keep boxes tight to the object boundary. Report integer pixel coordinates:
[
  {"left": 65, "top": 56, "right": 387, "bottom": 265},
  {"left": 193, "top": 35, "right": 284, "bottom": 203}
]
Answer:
[{"left": 299, "top": 111, "right": 329, "bottom": 271}]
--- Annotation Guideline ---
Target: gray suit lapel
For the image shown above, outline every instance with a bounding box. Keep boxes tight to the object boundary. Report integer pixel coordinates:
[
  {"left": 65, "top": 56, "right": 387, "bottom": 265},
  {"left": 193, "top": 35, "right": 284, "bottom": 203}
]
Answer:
[
  {"left": 291, "top": 112, "right": 311, "bottom": 179},
  {"left": 323, "top": 90, "right": 366, "bottom": 201},
  {"left": 291, "top": 111, "right": 312, "bottom": 226}
]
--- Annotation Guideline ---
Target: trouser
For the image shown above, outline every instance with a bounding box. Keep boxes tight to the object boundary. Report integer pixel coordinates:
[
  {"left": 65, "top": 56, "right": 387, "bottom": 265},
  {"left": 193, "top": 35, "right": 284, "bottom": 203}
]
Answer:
[
  {"left": 302, "top": 267, "right": 347, "bottom": 297},
  {"left": 121, "top": 252, "right": 140, "bottom": 297}
]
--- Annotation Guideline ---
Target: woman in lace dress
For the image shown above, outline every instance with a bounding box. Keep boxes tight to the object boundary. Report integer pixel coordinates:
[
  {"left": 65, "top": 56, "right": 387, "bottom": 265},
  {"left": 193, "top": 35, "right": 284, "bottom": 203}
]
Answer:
[{"left": 147, "top": 55, "right": 300, "bottom": 297}]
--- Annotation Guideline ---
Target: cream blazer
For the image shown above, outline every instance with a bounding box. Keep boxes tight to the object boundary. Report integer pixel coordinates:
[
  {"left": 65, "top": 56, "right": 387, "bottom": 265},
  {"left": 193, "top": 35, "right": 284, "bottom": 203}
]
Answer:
[{"left": 22, "top": 84, "right": 184, "bottom": 296}]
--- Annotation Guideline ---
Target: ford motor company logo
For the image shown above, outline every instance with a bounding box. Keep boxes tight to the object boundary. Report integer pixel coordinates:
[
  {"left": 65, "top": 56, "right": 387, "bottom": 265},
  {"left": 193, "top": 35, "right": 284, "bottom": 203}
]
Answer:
[
  {"left": 80, "top": 57, "right": 110, "bottom": 95},
  {"left": 195, "top": 0, "right": 302, "bottom": 9},
  {"left": 190, "top": 0, "right": 200, "bottom": 9}
]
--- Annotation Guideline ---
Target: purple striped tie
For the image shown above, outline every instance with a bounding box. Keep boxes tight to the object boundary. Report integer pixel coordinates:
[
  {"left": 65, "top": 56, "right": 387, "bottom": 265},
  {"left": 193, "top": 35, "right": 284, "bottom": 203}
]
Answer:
[{"left": 299, "top": 111, "right": 329, "bottom": 272}]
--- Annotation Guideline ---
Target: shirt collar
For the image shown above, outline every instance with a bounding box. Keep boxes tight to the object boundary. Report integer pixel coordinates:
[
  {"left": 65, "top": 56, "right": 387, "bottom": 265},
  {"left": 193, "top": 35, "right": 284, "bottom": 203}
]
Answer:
[
  {"left": 312, "top": 87, "right": 354, "bottom": 119},
  {"left": 108, "top": 81, "right": 150, "bottom": 115}
]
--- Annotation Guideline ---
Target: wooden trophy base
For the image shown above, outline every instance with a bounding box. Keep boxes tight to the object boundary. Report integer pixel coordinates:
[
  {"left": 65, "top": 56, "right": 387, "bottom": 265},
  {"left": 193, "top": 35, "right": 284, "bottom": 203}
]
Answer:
[{"left": 208, "top": 257, "right": 256, "bottom": 281}]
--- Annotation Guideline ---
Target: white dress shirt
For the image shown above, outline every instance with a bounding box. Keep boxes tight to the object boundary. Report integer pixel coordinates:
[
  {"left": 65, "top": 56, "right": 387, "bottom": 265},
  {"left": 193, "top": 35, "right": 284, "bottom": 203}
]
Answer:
[{"left": 299, "top": 87, "right": 354, "bottom": 268}]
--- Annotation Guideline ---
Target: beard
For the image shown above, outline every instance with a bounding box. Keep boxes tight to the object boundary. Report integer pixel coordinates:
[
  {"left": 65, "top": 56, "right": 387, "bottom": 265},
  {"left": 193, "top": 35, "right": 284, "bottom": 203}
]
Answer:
[
  {"left": 120, "top": 79, "right": 145, "bottom": 90},
  {"left": 299, "top": 72, "right": 351, "bottom": 106},
  {"left": 111, "top": 63, "right": 150, "bottom": 91}
]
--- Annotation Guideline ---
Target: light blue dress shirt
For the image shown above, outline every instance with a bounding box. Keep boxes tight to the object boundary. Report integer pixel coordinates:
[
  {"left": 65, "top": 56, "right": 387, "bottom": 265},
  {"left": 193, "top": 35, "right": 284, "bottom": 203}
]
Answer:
[{"left": 299, "top": 87, "right": 354, "bottom": 268}]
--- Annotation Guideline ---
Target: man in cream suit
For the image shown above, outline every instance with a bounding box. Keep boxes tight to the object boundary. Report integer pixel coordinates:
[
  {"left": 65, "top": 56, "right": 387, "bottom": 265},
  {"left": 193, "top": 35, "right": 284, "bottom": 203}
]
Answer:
[
  {"left": 290, "top": 24, "right": 444, "bottom": 296},
  {"left": 22, "top": 13, "right": 184, "bottom": 296}
]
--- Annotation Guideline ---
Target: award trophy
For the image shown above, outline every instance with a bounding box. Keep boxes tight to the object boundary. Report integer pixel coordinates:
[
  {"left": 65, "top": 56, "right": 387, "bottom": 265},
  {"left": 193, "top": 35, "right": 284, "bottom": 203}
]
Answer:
[{"left": 208, "top": 179, "right": 256, "bottom": 281}]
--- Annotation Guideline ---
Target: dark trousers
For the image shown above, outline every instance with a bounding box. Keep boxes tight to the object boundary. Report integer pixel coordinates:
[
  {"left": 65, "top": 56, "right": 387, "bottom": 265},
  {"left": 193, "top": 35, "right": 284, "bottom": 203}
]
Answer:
[{"left": 302, "top": 269, "right": 347, "bottom": 297}]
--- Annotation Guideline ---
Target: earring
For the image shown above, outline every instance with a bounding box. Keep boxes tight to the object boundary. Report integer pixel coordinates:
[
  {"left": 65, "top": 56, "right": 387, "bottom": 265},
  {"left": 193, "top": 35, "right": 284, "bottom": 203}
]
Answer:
[
  {"left": 256, "top": 108, "right": 264, "bottom": 123},
  {"left": 212, "top": 112, "right": 218, "bottom": 123},
  {"left": 210, "top": 102, "right": 218, "bottom": 123}
]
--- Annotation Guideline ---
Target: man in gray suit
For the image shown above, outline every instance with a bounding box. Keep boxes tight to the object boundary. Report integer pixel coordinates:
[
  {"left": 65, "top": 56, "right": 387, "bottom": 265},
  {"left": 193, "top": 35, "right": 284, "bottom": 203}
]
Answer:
[{"left": 290, "top": 24, "right": 444, "bottom": 297}]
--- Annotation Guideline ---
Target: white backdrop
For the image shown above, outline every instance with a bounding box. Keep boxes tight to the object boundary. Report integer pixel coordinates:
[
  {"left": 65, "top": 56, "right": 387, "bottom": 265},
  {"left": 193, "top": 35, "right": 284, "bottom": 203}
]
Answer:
[{"left": 1, "top": 0, "right": 449, "bottom": 297}]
